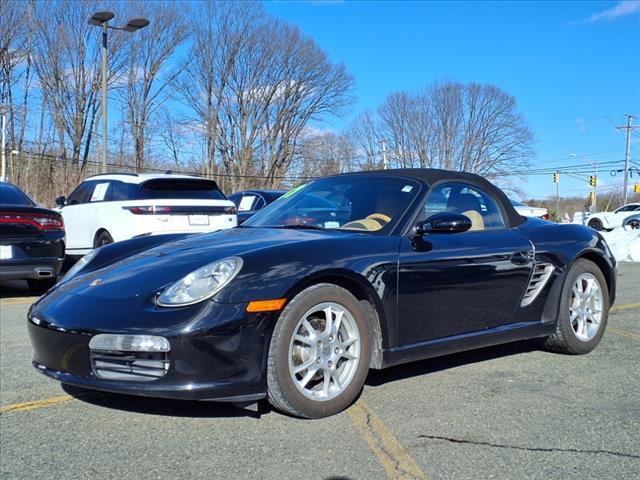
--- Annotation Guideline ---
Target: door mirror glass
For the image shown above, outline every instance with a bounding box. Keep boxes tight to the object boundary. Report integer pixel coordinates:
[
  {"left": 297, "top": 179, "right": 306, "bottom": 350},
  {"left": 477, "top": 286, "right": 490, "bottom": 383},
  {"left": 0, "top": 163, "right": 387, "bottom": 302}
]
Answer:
[
  {"left": 416, "top": 212, "right": 472, "bottom": 235},
  {"left": 55, "top": 196, "right": 67, "bottom": 207}
]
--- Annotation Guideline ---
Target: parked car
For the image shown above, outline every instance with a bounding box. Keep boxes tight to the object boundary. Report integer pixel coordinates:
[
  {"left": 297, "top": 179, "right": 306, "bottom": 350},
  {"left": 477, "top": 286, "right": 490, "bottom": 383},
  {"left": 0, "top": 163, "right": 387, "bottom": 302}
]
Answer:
[
  {"left": 623, "top": 213, "right": 640, "bottom": 229},
  {"left": 510, "top": 199, "right": 550, "bottom": 220},
  {"left": 0, "top": 182, "right": 65, "bottom": 291},
  {"left": 56, "top": 173, "right": 237, "bottom": 256},
  {"left": 228, "top": 189, "right": 286, "bottom": 224},
  {"left": 29, "top": 168, "right": 616, "bottom": 418},
  {"left": 587, "top": 202, "right": 640, "bottom": 231}
]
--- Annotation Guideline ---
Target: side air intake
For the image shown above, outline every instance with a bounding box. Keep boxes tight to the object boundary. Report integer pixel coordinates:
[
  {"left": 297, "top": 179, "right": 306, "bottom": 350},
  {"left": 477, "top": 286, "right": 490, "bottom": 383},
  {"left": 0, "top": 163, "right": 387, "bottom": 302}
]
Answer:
[{"left": 521, "top": 262, "right": 555, "bottom": 307}]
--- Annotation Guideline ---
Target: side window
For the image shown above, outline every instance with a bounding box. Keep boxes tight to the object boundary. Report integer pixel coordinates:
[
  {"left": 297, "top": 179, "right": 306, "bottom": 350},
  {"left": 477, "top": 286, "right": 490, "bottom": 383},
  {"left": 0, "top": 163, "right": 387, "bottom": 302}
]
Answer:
[
  {"left": 67, "top": 182, "right": 95, "bottom": 205},
  {"left": 106, "top": 181, "right": 136, "bottom": 201},
  {"left": 253, "top": 196, "right": 266, "bottom": 210},
  {"left": 89, "top": 182, "right": 110, "bottom": 202},
  {"left": 238, "top": 194, "right": 258, "bottom": 212},
  {"left": 422, "top": 182, "right": 506, "bottom": 231},
  {"left": 228, "top": 194, "right": 242, "bottom": 208}
]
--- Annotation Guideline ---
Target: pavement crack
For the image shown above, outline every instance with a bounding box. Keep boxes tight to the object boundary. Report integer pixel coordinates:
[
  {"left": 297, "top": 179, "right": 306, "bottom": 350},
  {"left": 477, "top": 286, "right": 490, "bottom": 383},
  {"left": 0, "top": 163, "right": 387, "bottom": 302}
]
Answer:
[{"left": 418, "top": 434, "right": 640, "bottom": 460}]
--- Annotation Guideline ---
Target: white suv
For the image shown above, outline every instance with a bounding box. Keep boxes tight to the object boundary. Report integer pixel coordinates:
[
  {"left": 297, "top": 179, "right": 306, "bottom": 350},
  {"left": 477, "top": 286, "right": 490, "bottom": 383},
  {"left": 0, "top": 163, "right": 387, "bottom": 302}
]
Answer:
[
  {"left": 56, "top": 173, "right": 237, "bottom": 256},
  {"left": 587, "top": 202, "right": 640, "bottom": 231}
]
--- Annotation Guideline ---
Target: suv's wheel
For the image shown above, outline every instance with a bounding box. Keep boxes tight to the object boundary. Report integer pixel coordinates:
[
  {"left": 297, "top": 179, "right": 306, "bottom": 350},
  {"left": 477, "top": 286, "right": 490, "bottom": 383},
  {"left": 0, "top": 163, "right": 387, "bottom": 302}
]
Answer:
[
  {"left": 628, "top": 219, "right": 640, "bottom": 230},
  {"left": 544, "top": 259, "right": 609, "bottom": 355},
  {"left": 588, "top": 218, "right": 604, "bottom": 231},
  {"left": 27, "top": 277, "right": 57, "bottom": 293},
  {"left": 94, "top": 231, "right": 113, "bottom": 248},
  {"left": 267, "top": 284, "right": 372, "bottom": 418}
]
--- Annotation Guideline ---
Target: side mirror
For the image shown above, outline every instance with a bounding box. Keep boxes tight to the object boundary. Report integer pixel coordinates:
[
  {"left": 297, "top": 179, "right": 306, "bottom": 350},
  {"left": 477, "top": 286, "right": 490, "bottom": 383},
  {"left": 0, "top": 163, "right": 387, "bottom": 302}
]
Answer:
[
  {"left": 415, "top": 212, "right": 472, "bottom": 235},
  {"left": 55, "top": 196, "right": 67, "bottom": 207}
]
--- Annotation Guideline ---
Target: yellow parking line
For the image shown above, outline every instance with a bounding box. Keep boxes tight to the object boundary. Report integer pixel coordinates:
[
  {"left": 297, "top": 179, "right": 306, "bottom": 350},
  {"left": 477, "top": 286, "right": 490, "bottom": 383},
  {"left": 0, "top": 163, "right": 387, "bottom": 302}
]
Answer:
[
  {"left": 608, "top": 327, "right": 640, "bottom": 341},
  {"left": 610, "top": 303, "right": 640, "bottom": 314},
  {"left": 348, "top": 400, "right": 427, "bottom": 480},
  {"left": 0, "top": 392, "right": 103, "bottom": 415},
  {"left": 0, "top": 297, "right": 40, "bottom": 306}
]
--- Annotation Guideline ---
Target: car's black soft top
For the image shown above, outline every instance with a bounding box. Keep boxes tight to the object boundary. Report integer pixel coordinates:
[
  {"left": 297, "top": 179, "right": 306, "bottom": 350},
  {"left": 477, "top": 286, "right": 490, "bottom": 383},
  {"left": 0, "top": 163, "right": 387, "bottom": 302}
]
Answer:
[{"left": 334, "top": 168, "right": 525, "bottom": 228}]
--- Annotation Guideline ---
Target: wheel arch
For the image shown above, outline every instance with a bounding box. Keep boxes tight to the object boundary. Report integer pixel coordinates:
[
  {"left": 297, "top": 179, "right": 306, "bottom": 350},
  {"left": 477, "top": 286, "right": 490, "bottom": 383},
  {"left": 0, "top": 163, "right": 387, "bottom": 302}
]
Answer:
[
  {"left": 575, "top": 249, "right": 616, "bottom": 304},
  {"left": 93, "top": 228, "right": 111, "bottom": 247},
  {"left": 282, "top": 269, "right": 387, "bottom": 369}
]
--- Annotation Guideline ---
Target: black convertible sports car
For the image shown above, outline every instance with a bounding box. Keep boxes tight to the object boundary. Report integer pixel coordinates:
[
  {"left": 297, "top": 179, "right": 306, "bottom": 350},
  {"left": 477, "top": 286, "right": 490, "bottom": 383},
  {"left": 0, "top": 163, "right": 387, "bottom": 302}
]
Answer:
[{"left": 28, "top": 169, "right": 616, "bottom": 418}]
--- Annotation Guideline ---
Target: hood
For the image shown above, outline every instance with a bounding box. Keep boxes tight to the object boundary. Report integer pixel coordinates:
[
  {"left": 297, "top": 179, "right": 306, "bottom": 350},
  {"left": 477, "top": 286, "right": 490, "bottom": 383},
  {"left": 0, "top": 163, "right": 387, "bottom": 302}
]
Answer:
[{"left": 56, "top": 227, "right": 357, "bottom": 301}]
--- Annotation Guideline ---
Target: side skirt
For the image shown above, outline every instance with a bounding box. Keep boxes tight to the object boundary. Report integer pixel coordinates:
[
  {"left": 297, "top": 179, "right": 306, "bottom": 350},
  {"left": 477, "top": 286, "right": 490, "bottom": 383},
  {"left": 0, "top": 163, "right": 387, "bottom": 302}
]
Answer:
[{"left": 382, "top": 321, "right": 555, "bottom": 368}]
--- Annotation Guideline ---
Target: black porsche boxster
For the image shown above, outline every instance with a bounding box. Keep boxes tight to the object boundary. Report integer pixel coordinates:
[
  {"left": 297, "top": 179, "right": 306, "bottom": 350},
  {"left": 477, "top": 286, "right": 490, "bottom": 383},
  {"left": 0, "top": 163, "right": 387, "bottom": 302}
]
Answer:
[{"left": 28, "top": 169, "right": 616, "bottom": 418}]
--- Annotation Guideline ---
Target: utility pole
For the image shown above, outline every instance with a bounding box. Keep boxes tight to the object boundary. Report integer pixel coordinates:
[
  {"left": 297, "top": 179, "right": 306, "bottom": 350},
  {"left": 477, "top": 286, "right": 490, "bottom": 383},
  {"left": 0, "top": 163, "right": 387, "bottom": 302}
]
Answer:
[
  {"left": 616, "top": 114, "right": 639, "bottom": 205},
  {"left": 1, "top": 105, "right": 6, "bottom": 182},
  {"left": 101, "top": 22, "right": 108, "bottom": 173},
  {"left": 380, "top": 139, "right": 388, "bottom": 169}
]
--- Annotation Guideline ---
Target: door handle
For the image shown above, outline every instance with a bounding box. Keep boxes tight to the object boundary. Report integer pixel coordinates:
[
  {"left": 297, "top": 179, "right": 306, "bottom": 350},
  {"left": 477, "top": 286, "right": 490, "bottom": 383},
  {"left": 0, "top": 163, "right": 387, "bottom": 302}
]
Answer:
[{"left": 511, "top": 250, "right": 534, "bottom": 265}]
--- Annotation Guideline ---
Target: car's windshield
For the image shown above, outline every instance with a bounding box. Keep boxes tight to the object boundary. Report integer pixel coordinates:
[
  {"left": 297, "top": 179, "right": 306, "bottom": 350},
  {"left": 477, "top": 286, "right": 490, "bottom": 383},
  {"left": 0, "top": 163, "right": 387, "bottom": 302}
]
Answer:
[
  {"left": 0, "top": 183, "right": 34, "bottom": 206},
  {"left": 243, "top": 175, "right": 421, "bottom": 234}
]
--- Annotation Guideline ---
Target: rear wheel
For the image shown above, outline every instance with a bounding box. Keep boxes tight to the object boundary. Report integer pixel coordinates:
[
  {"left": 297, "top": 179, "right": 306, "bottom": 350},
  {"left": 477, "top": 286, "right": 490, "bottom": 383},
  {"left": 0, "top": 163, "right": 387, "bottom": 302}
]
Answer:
[
  {"left": 544, "top": 259, "right": 609, "bottom": 355},
  {"left": 588, "top": 218, "right": 604, "bottom": 231},
  {"left": 628, "top": 219, "right": 640, "bottom": 230},
  {"left": 94, "top": 230, "right": 113, "bottom": 248},
  {"left": 267, "top": 284, "right": 372, "bottom": 418},
  {"left": 27, "top": 277, "right": 57, "bottom": 293}
]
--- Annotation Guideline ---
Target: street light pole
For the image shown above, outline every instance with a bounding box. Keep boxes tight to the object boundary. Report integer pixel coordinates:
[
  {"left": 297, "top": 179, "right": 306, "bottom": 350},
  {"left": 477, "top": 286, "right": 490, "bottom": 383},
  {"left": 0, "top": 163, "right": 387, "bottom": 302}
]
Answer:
[
  {"left": 101, "top": 22, "right": 108, "bottom": 174},
  {"left": 89, "top": 11, "right": 149, "bottom": 174}
]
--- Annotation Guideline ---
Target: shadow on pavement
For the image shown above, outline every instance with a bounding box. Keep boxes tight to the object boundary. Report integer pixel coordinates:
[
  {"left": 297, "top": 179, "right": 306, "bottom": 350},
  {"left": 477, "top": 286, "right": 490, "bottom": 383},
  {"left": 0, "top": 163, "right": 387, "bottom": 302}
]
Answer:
[
  {"left": 61, "top": 383, "right": 273, "bottom": 419},
  {"left": 366, "top": 339, "right": 542, "bottom": 387},
  {"left": 0, "top": 280, "right": 36, "bottom": 299}
]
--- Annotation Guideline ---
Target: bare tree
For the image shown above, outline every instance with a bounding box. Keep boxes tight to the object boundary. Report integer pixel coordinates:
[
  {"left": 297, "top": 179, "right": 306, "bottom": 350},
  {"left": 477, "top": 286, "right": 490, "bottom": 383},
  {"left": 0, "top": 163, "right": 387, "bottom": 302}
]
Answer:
[
  {"left": 352, "top": 81, "right": 534, "bottom": 177},
  {"left": 30, "top": 0, "right": 127, "bottom": 167},
  {"left": 294, "top": 130, "right": 359, "bottom": 179},
  {"left": 122, "top": 1, "right": 188, "bottom": 170}
]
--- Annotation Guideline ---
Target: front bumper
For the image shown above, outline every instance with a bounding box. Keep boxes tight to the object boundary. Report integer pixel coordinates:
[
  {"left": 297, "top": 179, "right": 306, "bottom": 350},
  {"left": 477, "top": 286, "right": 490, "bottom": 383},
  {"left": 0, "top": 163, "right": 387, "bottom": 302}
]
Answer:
[{"left": 28, "top": 294, "right": 276, "bottom": 402}]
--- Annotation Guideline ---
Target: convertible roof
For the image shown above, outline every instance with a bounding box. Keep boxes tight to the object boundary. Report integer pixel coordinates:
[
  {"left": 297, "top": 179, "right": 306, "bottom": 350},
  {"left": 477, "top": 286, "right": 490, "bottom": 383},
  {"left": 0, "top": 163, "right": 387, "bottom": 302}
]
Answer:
[{"left": 338, "top": 168, "right": 525, "bottom": 227}]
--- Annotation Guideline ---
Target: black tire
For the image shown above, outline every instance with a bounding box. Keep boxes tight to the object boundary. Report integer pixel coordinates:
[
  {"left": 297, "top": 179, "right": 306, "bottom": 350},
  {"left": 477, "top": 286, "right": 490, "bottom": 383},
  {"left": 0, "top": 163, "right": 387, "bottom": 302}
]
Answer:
[
  {"left": 543, "top": 259, "right": 609, "bottom": 355},
  {"left": 628, "top": 220, "right": 640, "bottom": 230},
  {"left": 94, "top": 230, "right": 113, "bottom": 248},
  {"left": 27, "top": 277, "right": 57, "bottom": 293},
  {"left": 267, "top": 284, "right": 372, "bottom": 418},
  {"left": 588, "top": 218, "right": 604, "bottom": 231}
]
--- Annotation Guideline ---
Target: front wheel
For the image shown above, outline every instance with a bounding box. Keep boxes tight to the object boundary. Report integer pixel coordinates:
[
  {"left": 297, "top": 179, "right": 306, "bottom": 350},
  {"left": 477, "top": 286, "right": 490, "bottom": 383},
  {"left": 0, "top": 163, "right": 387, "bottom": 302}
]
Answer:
[
  {"left": 267, "top": 284, "right": 372, "bottom": 418},
  {"left": 544, "top": 259, "right": 609, "bottom": 355},
  {"left": 94, "top": 230, "right": 113, "bottom": 248}
]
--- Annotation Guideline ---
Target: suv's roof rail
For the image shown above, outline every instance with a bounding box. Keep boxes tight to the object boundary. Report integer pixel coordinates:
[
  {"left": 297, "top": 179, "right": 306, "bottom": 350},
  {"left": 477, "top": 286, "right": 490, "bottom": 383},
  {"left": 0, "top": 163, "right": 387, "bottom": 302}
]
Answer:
[{"left": 86, "top": 172, "right": 140, "bottom": 179}]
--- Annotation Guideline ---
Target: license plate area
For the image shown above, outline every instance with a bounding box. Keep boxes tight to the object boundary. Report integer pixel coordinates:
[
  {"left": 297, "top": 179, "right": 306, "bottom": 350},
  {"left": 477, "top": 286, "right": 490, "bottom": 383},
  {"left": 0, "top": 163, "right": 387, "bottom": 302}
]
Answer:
[{"left": 188, "top": 215, "right": 209, "bottom": 226}]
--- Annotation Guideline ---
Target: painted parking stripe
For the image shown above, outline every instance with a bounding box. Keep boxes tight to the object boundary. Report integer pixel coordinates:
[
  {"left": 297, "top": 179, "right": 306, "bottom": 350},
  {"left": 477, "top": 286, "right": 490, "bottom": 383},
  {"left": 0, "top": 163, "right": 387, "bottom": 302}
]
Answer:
[
  {"left": 0, "top": 297, "right": 40, "bottom": 306},
  {"left": 608, "top": 327, "right": 640, "bottom": 341},
  {"left": 348, "top": 400, "right": 427, "bottom": 480},
  {"left": 0, "top": 392, "right": 104, "bottom": 415},
  {"left": 610, "top": 303, "right": 640, "bottom": 314}
]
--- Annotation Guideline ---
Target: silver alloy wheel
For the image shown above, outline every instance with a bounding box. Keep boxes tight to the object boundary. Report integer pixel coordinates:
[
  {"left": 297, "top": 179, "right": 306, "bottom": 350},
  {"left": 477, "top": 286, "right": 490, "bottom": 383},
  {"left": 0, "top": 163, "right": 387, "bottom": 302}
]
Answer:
[
  {"left": 288, "top": 302, "right": 361, "bottom": 401},
  {"left": 569, "top": 272, "right": 604, "bottom": 342}
]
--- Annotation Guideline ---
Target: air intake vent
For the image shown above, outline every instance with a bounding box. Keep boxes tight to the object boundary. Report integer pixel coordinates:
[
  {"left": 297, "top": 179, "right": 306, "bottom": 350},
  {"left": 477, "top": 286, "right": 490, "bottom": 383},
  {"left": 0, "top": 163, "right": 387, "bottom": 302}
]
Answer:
[
  {"left": 521, "top": 262, "right": 555, "bottom": 307},
  {"left": 90, "top": 351, "right": 169, "bottom": 381}
]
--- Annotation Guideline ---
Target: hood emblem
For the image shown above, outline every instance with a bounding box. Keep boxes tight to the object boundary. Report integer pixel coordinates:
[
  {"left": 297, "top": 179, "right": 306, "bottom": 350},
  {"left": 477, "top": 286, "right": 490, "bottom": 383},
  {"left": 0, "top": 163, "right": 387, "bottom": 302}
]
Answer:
[{"left": 89, "top": 278, "right": 103, "bottom": 287}]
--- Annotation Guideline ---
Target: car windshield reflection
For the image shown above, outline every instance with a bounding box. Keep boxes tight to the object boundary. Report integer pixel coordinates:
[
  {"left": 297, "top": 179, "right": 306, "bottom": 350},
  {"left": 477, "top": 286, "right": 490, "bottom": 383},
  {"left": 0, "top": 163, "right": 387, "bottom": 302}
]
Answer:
[{"left": 243, "top": 176, "right": 421, "bottom": 234}]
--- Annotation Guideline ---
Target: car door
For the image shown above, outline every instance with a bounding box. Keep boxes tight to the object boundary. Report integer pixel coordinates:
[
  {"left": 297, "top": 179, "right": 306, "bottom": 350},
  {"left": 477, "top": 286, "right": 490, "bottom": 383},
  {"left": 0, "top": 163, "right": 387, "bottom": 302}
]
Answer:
[
  {"left": 396, "top": 182, "right": 534, "bottom": 346},
  {"left": 61, "top": 181, "right": 95, "bottom": 253}
]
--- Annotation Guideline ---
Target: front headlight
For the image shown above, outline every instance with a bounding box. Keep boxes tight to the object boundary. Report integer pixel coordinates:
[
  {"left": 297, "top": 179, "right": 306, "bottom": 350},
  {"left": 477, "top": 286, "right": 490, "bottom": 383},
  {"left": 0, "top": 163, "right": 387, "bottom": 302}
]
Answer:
[
  {"left": 157, "top": 256, "right": 243, "bottom": 307},
  {"left": 59, "top": 248, "right": 99, "bottom": 284}
]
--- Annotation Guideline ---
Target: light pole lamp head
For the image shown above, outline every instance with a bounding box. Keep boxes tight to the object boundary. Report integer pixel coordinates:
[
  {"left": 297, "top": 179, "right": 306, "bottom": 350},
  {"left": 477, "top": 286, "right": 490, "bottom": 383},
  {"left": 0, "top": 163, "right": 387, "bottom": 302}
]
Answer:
[
  {"left": 123, "top": 18, "right": 150, "bottom": 32},
  {"left": 89, "top": 11, "right": 115, "bottom": 26}
]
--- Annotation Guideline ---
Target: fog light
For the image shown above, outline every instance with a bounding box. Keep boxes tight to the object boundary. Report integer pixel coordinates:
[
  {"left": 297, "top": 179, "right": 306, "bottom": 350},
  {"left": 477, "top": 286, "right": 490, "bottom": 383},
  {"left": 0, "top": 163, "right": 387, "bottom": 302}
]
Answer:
[{"left": 89, "top": 334, "right": 170, "bottom": 352}]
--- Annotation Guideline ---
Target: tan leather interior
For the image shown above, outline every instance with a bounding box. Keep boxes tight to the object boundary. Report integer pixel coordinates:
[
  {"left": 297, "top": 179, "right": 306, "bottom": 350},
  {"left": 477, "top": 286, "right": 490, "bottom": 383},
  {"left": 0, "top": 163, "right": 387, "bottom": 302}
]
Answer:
[
  {"left": 341, "top": 218, "right": 385, "bottom": 231},
  {"left": 462, "top": 210, "right": 485, "bottom": 231}
]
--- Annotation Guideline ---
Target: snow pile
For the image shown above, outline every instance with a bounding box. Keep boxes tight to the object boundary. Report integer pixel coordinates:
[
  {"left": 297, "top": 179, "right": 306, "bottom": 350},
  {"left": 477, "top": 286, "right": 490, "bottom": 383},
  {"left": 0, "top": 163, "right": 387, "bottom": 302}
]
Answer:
[{"left": 600, "top": 226, "right": 640, "bottom": 263}]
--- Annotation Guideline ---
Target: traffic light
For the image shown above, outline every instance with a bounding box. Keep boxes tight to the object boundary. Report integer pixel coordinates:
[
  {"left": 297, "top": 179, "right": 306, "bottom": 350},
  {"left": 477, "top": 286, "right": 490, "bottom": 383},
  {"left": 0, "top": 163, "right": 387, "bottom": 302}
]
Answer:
[
  {"left": 589, "top": 175, "right": 597, "bottom": 187},
  {"left": 588, "top": 191, "right": 594, "bottom": 202},
  {"left": 553, "top": 172, "right": 559, "bottom": 183},
  {"left": 635, "top": 183, "right": 640, "bottom": 194}
]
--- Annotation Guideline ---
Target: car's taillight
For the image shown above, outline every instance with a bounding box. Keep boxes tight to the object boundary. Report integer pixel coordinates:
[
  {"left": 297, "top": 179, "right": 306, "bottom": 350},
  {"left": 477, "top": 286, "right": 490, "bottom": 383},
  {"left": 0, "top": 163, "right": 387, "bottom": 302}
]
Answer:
[
  {"left": 0, "top": 212, "right": 64, "bottom": 231},
  {"left": 541, "top": 213, "right": 550, "bottom": 220},
  {"left": 122, "top": 206, "right": 172, "bottom": 215}
]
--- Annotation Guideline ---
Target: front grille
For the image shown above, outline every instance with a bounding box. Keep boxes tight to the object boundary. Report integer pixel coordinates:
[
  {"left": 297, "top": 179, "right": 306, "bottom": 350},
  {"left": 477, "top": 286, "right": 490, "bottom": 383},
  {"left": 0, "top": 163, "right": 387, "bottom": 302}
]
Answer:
[
  {"left": 521, "top": 262, "right": 555, "bottom": 307},
  {"left": 90, "top": 350, "right": 169, "bottom": 381}
]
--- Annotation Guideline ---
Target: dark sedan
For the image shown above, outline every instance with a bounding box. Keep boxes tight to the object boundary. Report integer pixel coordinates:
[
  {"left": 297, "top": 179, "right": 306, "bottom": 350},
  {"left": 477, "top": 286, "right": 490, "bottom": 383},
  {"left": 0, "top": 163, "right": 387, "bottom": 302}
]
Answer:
[
  {"left": 28, "top": 169, "right": 616, "bottom": 418},
  {"left": 1, "top": 182, "right": 65, "bottom": 291},
  {"left": 228, "top": 189, "right": 286, "bottom": 224}
]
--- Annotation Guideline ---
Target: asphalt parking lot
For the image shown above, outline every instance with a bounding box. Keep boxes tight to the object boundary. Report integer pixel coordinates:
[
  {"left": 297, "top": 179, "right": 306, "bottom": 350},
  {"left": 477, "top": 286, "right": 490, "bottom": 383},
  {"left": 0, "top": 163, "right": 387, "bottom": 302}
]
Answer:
[{"left": 1, "top": 265, "right": 639, "bottom": 480}]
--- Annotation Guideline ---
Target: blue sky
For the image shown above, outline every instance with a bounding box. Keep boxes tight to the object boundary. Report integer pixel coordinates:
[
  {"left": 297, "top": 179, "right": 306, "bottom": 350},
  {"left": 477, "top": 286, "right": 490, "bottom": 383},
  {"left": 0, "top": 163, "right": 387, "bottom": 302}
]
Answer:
[{"left": 264, "top": 0, "right": 640, "bottom": 200}]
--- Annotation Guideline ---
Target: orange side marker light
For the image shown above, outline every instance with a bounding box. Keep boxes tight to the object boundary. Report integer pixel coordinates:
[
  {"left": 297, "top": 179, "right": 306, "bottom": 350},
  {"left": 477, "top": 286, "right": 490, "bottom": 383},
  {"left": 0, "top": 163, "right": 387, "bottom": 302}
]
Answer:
[{"left": 246, "top": 298, "right": 287, "bottom": 313}]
